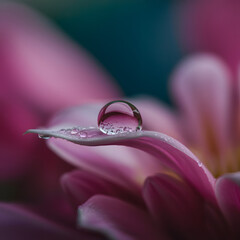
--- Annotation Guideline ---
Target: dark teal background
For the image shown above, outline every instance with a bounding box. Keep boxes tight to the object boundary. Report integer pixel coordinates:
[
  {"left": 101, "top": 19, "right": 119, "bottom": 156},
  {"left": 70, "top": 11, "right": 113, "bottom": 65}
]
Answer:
[{"left": 22, "top": 0, "right": 183, "bottom": 104}]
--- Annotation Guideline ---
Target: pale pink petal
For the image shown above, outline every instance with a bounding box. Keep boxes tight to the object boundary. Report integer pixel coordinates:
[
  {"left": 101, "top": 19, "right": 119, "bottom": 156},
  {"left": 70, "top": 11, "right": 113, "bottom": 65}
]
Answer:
[
  {"left": 0, "top": 203, "right": 102, "bottom": 240},
  {"left": 132, "top": 97, "right": 183, "bottom": 142},
  {"left": 61, "top": 170, "right": 143, "bottom": 208},
  {"left": 48, "top": 138, "right": 159, "bottom": 193},
  {"left": 178, "top": 0, "right": 240, "bottom": 73},
  {"left": 0, "top": 3, "right": 120, "bottom": 112},
  {"left": 27, "top": 126, "right": 216, "bottom": 203},
  {"left": 78, "top": 195, "right": 164, "bottom": 240},
  {"left": 215, "top": 172, "right": 240, "bottom": 233},
  {"left": 143, "top": 173, "right": 228, "bottom": 239},
  {"left": 171, "top": 54, "right": 232, "bottom": 173}
]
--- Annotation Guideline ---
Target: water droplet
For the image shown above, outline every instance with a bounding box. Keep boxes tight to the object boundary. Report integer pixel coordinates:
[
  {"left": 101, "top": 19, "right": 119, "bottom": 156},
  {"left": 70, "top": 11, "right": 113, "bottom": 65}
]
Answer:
[
  {"left": 70, "top": 128, "right": 78, "bottom": 135},
  {"left": 98, "top": 100, "right": 142, "bottom": 135},
  {"left": 38, "top": 134, "right": 51, "bottom": 139},
  {"left": 59, "top": 129, "right": 66, "bottom": 133},
  {"left": 79, "top": 131, "right": 87, "bottom": 138},
  {"left": 198, "top": 161, "right": 203, "bottom": 167}
]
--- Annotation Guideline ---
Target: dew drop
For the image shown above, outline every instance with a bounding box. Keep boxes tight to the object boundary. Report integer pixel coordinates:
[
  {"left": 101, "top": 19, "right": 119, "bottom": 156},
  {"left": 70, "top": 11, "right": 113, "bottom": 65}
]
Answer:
[
  {"left": 79, "top": 131, "right": 87, "bottom": 138},
  {"left": 70, "top": 128, "right": 78, "bottom": 135},
  {"left": 198, "top": 161, "right": 203, "bottom": 167},
  {"left": 59, "top": 129, "right": 66, "bottom": 133},
  {"left": 38, "top": 134, "right": 51, "bottom": 139},
  {"left": 98, "top": 100, "right": 142, "bottom": 135}
]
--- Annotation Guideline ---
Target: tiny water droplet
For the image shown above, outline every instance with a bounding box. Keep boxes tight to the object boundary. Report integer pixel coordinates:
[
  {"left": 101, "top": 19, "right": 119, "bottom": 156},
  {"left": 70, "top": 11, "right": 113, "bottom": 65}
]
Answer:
[
  {"left": 198, "top": 161, "right": 203, "bottom": 167},
  {"left": 59, "top": 129, "right": 66, "bottom": 133},
  {"left": 98, "top": 100, "right": 142, "bottom": 135},
  {"left": 38, "top": 134, "right": 51, "bottom": 139},
  {"left": 79, "top": 131, "right": 87, "bottom": 138},
  {"left": 70, "top": 128, "right": 78, "bottom": 135}
]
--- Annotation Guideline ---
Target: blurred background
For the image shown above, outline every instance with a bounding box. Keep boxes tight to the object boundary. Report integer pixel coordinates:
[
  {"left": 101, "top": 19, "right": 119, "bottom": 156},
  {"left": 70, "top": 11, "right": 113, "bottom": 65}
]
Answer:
[{"left": 13, "top": 0, "right": 183, "bottom": 104}]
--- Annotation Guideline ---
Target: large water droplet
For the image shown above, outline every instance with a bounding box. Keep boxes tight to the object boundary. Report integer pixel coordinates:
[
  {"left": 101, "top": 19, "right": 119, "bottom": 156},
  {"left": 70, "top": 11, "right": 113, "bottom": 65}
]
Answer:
[{"left": 98, "top": 100, "right": 142, "bottom": 135}]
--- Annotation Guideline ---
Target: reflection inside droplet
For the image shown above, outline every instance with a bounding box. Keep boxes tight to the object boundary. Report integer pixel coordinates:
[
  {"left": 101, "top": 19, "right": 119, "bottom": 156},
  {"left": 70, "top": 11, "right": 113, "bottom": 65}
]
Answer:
[{"left": 98, "top": 100, "right": 142, "bottom": 135}]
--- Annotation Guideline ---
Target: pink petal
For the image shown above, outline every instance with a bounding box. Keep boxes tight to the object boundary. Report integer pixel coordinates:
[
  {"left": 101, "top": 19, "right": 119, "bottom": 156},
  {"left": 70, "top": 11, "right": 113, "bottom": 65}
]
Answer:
[
  {"left": 78, "top": 195, "right": 164, "bottom": 240},
  {"left": 178, "top": 0, "right": 240, "bottom": 73},
  {"left": 132, "top": 97, "right": 183, "bottom": 142},
  {"left": 0, "top": 3, "right": 120, "bottom": 112},
  {"left": 143, "top": 173, "right": 228, "bottom": 239},
  {"left": 0, "top": 203, "right": 101, "bottom": 240},
  {"left": 27, "top": 126, "right": 216, "bottom": 203},
  {"left": 61, "top": 170, "right": 143, "bottom": 208},
  {"left": 171, "top": 54, "right": 232, "bottom": 173},
  {"left": 215, "top": 172, "right": 240, "bottom": 232}
]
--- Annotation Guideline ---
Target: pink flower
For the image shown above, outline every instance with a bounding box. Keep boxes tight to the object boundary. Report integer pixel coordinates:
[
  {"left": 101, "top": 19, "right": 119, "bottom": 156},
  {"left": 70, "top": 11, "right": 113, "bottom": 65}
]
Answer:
[
  {"left": 1, "top": 2, "right": 239, "bottom": 240},
  {"left": 27, "top": 54, "right": 240, "bottom": 239}
]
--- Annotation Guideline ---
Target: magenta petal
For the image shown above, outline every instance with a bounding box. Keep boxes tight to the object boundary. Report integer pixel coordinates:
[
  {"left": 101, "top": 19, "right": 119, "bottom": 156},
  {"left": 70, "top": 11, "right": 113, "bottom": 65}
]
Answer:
[
  {"left": 143, "top": 174, "right": 202, "bottom": 233},
  {"left": 78, "top": 195, "right": 163, "bottom": 240},
  {"left": 0, "top": 3, "right": 120, "bottom": 112},
  {"left": 0, "top": 203, "right": 96, "bottom": 240},
  {"left": 27, "top": 126, "right": 216, "bottom": 203},
  {"left": 215, "top": 172, "right": 240, "bottom": 232},
  {"left": 143, "top": 174, "right": 227, "bottom": 239},
  {"left": 61, "top": 170, "right": 142, "bottom": 207}
]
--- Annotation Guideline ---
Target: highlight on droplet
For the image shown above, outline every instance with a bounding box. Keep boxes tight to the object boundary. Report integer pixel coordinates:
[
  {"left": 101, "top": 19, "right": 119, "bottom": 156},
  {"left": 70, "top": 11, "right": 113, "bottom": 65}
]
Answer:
[{"left": 97, "top": 100, "right": 142, "bottom": 135}]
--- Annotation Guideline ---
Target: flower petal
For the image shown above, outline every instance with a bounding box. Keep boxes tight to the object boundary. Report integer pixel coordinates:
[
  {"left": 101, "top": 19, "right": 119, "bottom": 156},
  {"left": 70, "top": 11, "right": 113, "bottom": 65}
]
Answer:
[
  {"left": 0, "top": 203, "right": 102, "bottom": 240},
  {"left": 178, "top": 0, "right": 240, "bottom": 73},
  {"left": 143, "top": 173, "right": 227, "bottom": 239},
  {"left": 78, "top": 195, "right": 163, "bottom": 240},
  {"left": 0, "top": 100, "right": 39, "bottom": 180},
  {"left": 27, "top": 126, "right": 216, "bottom": 203},
  {"left": 0, "top": 3, "right": 120, "bottom": 112},
  {"left": 61, "top": 170, "right": 143, "bottom": 208},
  {"left": 215, "top": 172, "right": 240, "bottom": 232},
  {"left": 171, "top": 54, "right": 232, "bottom": 173}
]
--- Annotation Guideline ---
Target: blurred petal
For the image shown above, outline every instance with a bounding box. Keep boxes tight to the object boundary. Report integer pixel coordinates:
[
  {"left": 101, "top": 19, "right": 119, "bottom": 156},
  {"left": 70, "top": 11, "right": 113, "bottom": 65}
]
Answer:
[
  {"left": 27, "top": 126, "right": 216, "bottom": 203},
  {"left": 143, "top": 174, "right": 202, "bottom": 236},
  {"left": 61, "top": 170, "right": 142, "bottom": 207},
  {"left": 143, "top": 174, "right": 227, "bottom": 239},
  {"left": 0, "top": 100, "right": 39, "bottom": 180},
  {"left": 236, "top": 69, "right": 240, "bottom": 142},
  {"left": 0, "top": 3, "right": 120, "bottom": 112},
  {"left": 215, "top": 172, "right": 240, "bottom": 232},
  {"left": 178, "top": 0, "right": 240, "bottom": 73},
  {"left": 171, "top": 54, "right": 232, "bottom": 173},
  {"left": 78, "top": 195, "right": 163, "bottom": 240},
  {"left": 0, "top": 203, "right": 101, "bottom": 240},
  {"left": 132, "top": 97, "right": 183, "bottom": 142}
]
